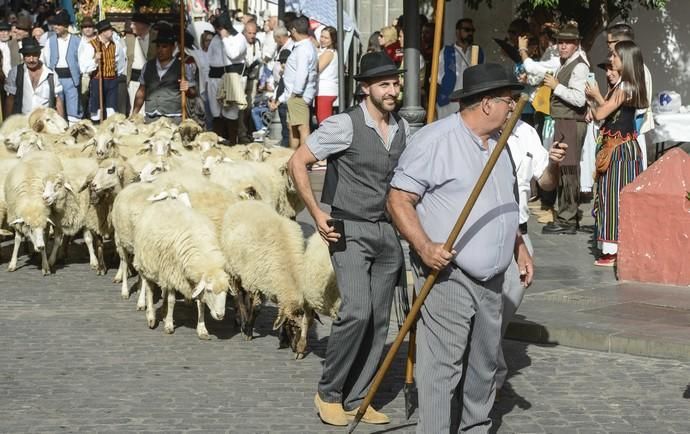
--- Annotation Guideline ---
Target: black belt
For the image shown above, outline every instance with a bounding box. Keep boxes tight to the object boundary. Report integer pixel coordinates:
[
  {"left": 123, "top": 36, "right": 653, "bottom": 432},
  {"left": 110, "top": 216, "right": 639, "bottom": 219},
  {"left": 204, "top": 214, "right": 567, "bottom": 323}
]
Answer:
[
  {"left": 54, "top": 67, "right": 72, "bottom": 79},
  {"left": 519, "top": 222, "right": 528, "bottom": 234},
  {"left": 330, "top": 207, "right": 391, "bottom": 224},
  {"left": 130, "top": 68, "right": 141, "bottom": 81},
  {"left": 208, "top": 64, "right": 244, "bottom": 78}
]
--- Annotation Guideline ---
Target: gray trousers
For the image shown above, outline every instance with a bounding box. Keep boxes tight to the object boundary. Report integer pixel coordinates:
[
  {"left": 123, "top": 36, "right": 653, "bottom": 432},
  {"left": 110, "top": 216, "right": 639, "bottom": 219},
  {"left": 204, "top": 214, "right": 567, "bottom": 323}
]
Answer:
[
  {"left": 496, "top": 236, "right": 533, "bottom": 390},
  {"left": 412, "top": 253, "right": 504, "bottom": 434},
  {"left": 317, "top": 219, "right": 403, "bottom": 411}
]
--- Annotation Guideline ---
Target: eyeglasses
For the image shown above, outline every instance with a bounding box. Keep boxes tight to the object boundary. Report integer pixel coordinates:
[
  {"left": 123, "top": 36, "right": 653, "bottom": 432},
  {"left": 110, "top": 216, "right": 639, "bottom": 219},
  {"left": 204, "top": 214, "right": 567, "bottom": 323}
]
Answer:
[
  {"left": 461, "top": 27, "right": 475, "bottom": 32},
  {"left": 607, "top": 39, "right": 620, "bottom": 45},
  {"left": 493, "top": 96, "right": 515, "bottom": 107}
]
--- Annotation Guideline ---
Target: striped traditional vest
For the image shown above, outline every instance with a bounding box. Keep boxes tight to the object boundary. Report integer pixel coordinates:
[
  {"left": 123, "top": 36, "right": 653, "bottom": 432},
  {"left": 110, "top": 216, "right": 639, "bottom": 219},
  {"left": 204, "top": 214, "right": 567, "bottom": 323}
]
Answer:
[{"left": 90, "top": 38, "right": 117, "bottom": 79}]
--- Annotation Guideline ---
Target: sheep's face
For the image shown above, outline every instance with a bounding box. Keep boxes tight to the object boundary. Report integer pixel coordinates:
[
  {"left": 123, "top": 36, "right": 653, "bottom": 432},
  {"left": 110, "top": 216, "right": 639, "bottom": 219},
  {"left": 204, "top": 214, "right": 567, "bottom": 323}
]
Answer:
[
  {"left": 192, "top": 132, "right": 220, "bottom": 152},
  {"left": 85, "top": 135, "right": 119, "bottom": 160},
  {"left": 85, "top": 161, "right": 124, "bottom": 204},
  {"left": 242, "top": 143, "right": 271, "bottom": 162},
  {"left": 10, "top": 218, "right": 47, "bottom": 251},
  {"left": 68, "top": 121, "right": 97, "bottom": 140},
  {"left": 201, "top": 150, "right": 226, "bottom": 176},
  {"left": 191, "top": 275, "right": 229, "bottom": 321},
  {"left": 42, "top": 175, "right": 73, "bottom": 207},
  {"left": 33, "top": 111, "right": 68, "bottom": 134},
  {"left": 5, "top": 129, "right": 41, "bottom": 155},
  {"left": 138, "top": 138, "right": 180, "bottom": 159},
  {"left": 274, "top": 307, "right": 311, "bottom": 359}
]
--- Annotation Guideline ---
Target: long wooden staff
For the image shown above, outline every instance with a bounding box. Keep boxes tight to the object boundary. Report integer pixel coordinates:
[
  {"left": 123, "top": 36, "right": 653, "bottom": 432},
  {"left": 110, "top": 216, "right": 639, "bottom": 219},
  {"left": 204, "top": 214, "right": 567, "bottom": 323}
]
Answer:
[
  {"left": 179, "top": 0, "right": 187, "bottom": 121},
  {"left": 98, "top": 41, "right": 104, "bottom": 122},
  {"left": 425, "top": 0, "right": 445, "bottom": 123},
  {"left": 347, "top": 94, "right": 529, "bottom": 433}
]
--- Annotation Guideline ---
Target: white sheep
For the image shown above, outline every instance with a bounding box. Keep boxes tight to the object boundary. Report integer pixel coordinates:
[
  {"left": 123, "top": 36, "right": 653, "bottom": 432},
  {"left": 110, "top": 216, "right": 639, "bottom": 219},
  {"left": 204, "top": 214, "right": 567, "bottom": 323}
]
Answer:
[
  {"left": 224, "top": 142, "right": 272, "bottom": 162},
  {"left": 220, "top": 200, "right": 308, "bottom": 345},
  {"left": 0, "top": 114, "right": 29, "bottom": 138},
  {"left": 134, "top": 198, "right": 232, "bottom": 339},
  {"left": 28, "top": 107, "right": 68, "bottom": 134},
  {"left": 4, "top": 151, "right": 63, "bottom": 275},
  {"left": 78, "top": 157, "right": 139, "bottom": 275}
]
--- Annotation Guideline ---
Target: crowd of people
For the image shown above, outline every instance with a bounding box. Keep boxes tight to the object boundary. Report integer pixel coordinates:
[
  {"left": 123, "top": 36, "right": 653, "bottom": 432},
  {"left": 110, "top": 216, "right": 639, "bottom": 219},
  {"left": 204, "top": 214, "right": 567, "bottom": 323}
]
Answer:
[{"left": 0, "top": 4, "right": 653, "bottom": 432}]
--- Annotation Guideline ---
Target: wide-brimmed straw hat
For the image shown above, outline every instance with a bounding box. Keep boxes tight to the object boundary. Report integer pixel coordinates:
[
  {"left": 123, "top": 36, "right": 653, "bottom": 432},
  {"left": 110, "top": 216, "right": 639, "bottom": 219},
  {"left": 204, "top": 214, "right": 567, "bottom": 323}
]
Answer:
[
  {"left": 353, "top": 51, "right": 404, "bottom": 81},
  {"left": 450, "top": 63, "right": 523, "bottom": 100}
]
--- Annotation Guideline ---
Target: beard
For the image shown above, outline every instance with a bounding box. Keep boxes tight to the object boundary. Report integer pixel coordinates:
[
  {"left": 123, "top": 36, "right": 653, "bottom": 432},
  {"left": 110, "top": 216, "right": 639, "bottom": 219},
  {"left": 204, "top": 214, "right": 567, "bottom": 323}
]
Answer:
[
  {"left": 370, "top": 92, "right": 397, "bottom": 113},
  {"left": 461, "top": 35, "right": 474, "bottom": 45}
]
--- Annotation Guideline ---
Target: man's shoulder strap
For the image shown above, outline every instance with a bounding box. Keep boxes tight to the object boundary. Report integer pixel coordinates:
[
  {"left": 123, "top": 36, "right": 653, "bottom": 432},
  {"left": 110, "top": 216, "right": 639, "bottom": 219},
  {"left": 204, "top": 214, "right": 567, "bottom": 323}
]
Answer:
[{"left": 47, "top": 72, "right": 56, "bottom": 109}]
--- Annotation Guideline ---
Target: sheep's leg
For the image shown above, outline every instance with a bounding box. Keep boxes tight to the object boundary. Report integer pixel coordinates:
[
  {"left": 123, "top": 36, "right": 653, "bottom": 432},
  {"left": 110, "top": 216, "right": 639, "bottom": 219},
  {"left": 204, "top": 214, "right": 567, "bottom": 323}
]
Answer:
[
  {"left": 245, "top": 292, "right": 265, "bottom": 341},
  {"left": 116, "top": 248, "right": 129, "bottom": 297},
  {"left": 40, "top": 247, "right": 50, "bottom": 276},
  {"left": 95, "top": 234, "right": 106, "bottom": 276},
  {"left": 83, "top": 230, "right": 99, "bottom": 271},
  {"left": 135, "top": 276, "right": 146, "bottom": 311},
  {"left": 196, "top": 300, "right": 210, "bottom": 340},
  {"left": 144, "top": 278, "right": 156, "bottom": 329},
  {"left": 7, "top": 232, "right": 22, "bottom": 272},
  {"left": 48, "top": 229, "right": 63, "bottom": 268},
  {"left": 163, "top": 289, "right": 176, "bottom": 334},
  {"left": 234, "top": 289, "right": 249, "bottom": 338}
]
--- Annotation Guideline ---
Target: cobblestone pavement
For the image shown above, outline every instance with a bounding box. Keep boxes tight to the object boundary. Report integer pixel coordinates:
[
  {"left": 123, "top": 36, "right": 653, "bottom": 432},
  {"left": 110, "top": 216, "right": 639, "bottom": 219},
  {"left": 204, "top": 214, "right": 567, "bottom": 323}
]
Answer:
[{"left": 0, "top": 248, "right": 688, "bottom": 433}]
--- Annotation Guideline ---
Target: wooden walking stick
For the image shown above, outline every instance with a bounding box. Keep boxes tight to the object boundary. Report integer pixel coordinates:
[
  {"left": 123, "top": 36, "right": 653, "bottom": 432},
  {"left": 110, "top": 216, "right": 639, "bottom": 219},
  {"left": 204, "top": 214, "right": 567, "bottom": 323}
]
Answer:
[
  {"left": 347, "top": 94, "right": 529, "bottom": 433},
  {"left": 179, "top": 0, "right": 187, "bottom": 121},
  {"left": 425, "top": 0, "right": 445, "bottom": 123}
]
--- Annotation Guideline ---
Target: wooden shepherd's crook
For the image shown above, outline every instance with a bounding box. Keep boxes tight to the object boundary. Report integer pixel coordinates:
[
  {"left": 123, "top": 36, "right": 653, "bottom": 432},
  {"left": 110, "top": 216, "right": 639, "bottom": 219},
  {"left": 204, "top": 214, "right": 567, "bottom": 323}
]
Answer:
[
  {"left": 179, "top": 0, "right": 187, "bottom": 121},
  {"left": 98, "top": 42, "right": 105, "bottom": 122},
  {"left": 347, "top": 94, "right": 530, "bottom": 433}
]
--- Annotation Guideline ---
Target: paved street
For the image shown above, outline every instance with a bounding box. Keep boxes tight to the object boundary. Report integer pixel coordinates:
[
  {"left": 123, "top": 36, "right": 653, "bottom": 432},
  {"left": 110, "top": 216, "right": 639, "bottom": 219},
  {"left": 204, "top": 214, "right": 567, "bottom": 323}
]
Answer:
[{"left": 0, "top": 243, "right": 688, "bottom": 433}]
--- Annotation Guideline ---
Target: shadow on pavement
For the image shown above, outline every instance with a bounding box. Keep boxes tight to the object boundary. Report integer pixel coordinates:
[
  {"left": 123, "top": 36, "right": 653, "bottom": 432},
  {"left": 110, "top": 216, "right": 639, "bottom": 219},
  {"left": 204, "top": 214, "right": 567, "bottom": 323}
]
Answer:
[
  {"left": 489, "top": 339, "right": 533, "bottom": 434},
  {"left": 684, "top": 384, "right": 690, "bottom": 399}
]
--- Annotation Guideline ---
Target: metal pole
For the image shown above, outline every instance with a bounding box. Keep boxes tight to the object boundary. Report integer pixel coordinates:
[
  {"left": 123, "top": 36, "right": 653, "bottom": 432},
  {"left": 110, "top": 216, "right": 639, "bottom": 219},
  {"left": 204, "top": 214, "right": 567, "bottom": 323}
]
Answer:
[
  {"left": 180, "top": 0, "right": 187, "bottom": 121},
  {"left": 336, "top": 0, "right": 346, "bottom": 113},
  {"left": 278, "top": 0, "right": 285, "bottom": 21},
  {"left": 398, "top": 0, "right": 425, "bottom": 133}
]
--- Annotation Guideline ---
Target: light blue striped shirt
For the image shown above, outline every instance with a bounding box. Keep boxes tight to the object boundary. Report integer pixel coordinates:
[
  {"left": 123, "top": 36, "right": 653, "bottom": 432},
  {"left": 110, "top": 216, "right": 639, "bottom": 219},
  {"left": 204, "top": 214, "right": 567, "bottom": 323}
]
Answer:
[
  {"left": 280, "top": 38, "right": 318, "bottom": 104},
  {"left": 390, "top": 113, "right": 519, "bottom": 281}
]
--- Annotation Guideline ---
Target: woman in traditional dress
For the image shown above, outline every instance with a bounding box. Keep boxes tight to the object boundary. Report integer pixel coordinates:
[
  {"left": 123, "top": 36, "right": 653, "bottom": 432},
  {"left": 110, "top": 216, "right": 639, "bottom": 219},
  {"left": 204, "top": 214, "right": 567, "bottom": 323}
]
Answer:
[{"left": 585, "top": 41, "right": 648, "bottom": 267}]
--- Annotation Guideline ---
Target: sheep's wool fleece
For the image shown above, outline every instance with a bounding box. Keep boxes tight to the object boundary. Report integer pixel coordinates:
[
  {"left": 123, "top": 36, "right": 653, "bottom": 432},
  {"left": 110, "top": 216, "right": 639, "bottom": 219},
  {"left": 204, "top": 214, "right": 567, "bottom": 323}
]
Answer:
[{"left": 133, "top": 200, "right": 228, "bottom": 298}]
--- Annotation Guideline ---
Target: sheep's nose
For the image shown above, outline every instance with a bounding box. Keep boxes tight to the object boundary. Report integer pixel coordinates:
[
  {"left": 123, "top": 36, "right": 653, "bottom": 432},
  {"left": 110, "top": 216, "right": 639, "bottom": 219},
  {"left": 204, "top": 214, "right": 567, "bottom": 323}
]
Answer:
[{"left": 201, "top": 167, "right": 210, "bottom": 176}]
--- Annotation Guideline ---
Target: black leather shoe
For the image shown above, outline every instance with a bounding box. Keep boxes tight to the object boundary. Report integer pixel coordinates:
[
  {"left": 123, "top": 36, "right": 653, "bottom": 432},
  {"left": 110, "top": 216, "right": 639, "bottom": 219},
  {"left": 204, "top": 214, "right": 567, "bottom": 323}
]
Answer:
[{"left": 542, "top": 223, "right": 577, "bottom": 235}]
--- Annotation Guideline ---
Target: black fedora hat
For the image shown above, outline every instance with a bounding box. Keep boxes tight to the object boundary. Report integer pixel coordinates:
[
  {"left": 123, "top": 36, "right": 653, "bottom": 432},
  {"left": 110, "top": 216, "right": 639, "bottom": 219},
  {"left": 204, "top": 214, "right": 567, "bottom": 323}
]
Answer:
[
  {"left": 0, "top": 21, "right": 11, "bottom": 31},
  {"left": 354, "top": 52, "right": 404, "bottom": 81},
  {"left": 153, "top": 29, "right": 176, "bottom": 44},
  {"left": 81, "top": 17, "right": 95, "bottom": 28},
  {"left": 132, "top": 13, "right": 150, "bottom": 25},
  {"left": 597, "top": 61, "right": 612, "bottom": 71},
  {"left": 15, "top": 15, "right": 32, "bottom": 31},
  {"left": 96, "top": 19, "right": 114, "bottom": 33},
  {"left": 50, "top": 11, "right": 71, "bottom": 26},
  {"left": 19, "top": 37, "right": 42, "bottom": 55},
  {"left": 450, "top": 63, "right": 523, "bottom": 100},
  {"left": 213, "top": 11, "right": 233, "bottom": 31}
]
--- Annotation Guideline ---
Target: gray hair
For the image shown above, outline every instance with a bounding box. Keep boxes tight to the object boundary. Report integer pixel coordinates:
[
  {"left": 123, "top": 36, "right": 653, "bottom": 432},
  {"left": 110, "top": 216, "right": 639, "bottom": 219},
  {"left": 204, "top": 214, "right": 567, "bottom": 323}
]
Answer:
[{"left": 274, "top": 25, "right": 289, "bottom": 38}]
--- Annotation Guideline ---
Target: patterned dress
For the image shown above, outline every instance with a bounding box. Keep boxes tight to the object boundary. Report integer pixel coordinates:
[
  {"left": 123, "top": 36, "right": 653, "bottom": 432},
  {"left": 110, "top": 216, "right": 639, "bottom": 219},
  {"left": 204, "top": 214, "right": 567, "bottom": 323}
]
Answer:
[{"left": 594, "top": 83, "right": 644, "bottom": 243}]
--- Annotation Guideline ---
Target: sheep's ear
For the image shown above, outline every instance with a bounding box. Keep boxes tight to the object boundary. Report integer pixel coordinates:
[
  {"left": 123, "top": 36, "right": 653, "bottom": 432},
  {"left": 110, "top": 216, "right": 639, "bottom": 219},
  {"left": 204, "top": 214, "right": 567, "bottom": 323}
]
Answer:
[
  {"left": 177, "top": 192, "right": 192, "bottom": 208},
  {"left": 10, "top": 218, "right": 24, "bottom": 226},
  {"left": 170, "top": 148, "right": 182, "bottom": 156},
  {"left": 46, "top": 217, "right": 55, "bottom": 227},
  {"left": 262, "top": 149, "right": 272, "bottom": 159},
  {"left": 222, "top": 157, "right": 234, "bottom": 163},
  {"left": 136, "top": 146, "right": 150, "bottom": 155},
  {"left": 146, "top": 191, "right": 169, "bottom": 202},
  {"left": 64, "top": 182, "right": 74, "bottom": 193},
  {"left": 81, "top": 138, "right": 95, "bottom": 152},
  {"left": 313, "top": 311, "right": 323, "bottom": 325},
  {"left": 191, "top": 278, "right": 206, "bottom": 299},
  {"left": 273, "top": 310, "right": 288, "bottom": 331},
  {"left": 240, "top": 186, "right": 259, "bottom": 200},
  {"left": 79, "top": 173, "right": 94, "bottom": 192}
]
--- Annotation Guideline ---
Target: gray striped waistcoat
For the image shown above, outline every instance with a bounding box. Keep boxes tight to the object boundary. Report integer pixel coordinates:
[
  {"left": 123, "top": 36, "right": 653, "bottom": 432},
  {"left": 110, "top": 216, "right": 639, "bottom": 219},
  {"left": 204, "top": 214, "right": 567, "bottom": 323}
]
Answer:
[{"left": 321, "top": 106, "right": 406, "bottom": 222}]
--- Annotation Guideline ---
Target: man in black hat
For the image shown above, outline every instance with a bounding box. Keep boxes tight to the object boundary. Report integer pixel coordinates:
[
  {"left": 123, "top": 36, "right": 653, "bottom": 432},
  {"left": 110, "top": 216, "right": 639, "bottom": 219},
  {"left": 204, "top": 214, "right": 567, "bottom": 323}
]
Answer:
[
  {"left": 125, "top": 13, "right": 157, "bottom": 112},
  {"left": 79, "top": 19, "right": 126, "bottom": 121},
  {"left": 4, "top": 37, "right": 64, "bottom": 116},
  {"left": 541, "top": 21, "right": 588, "bottom": 235},
  {"left": 288, "top": 51, "right": 409, "bottom": 427},
  {"left": 7, "top": 15, "right": 32, "bottom": 68},
  {"left": 387, "top": 63, "right": 532, "bottom": 433},
  {"left": 206, "top": 11, "right": 247, "bottom": 144},
  {"left": 42, "top": 11, "right": 81, "bottom": 124},
  {"left": 131, "top": 30, "right": 195, "bottom": 123}
]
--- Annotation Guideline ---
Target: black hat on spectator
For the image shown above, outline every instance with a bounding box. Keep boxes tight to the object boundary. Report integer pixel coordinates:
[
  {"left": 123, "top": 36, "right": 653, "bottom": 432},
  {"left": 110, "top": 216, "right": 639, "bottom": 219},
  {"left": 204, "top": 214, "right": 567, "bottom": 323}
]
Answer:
[
  {"left": 450, "top": 63, "right": 523, "bottom": 100},
  {"left": 153, "top": 29, "right": 176, "bottom": 45},
  {"left": 15, "top": 15, "right": 32, "bottom": 31},
  {"left": 597, "top": 61, "right": 612, "bottom": 71},
  {"left": 0, "top": 22, "right": 11, "bottom": 31},
  {"left": 132, "top": 13, "right": 151, "bottom": 26},
  {"left": 96, "top": 19, "right": 114, "bottom": 33},
  {"left": 213, "top": 11, "right": 237, "bottom": 35},
  {"left": 184, "top": 30, "right": 197, "bottom": 49},
  {"left": 19, "top": 37, "right": 42, "bottom": 55},
  {"left": 50, "top": 11, "right": 71, "bottom": 26},
  {"left": 353, "top": 51, "right": 404, "bottom": 81}
]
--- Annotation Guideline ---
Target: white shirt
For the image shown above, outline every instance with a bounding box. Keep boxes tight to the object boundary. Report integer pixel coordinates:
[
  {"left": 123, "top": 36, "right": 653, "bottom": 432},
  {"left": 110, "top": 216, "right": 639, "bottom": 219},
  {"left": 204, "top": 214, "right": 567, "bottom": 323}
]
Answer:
[
  {"left": 507, "top": 120, "right": 549, "bottom": 224},
  {"left": 40, "top": 33, "right": 72, "bottom": 69},
  {"left": 207, "top": 33, "right": 247, "bottom": 68},
  {"left": 437, "top": 43, "right": 472, "bottom": 92},
  {"left": 261, "top": 30, "right": 276, "bottom": 62},
  {"left": 317, "top": 48, "right": 338, "bottom": 98},
  {"left": 280, "top": 37, "right": 317, "bottom": 104},
  {"left": 132, "top": 33, "right": 150, "bottom": 71},
  {"left": 78, "top": 35, "right": 127, "bottom": 76},
  {"left": 4, "top": 64, "right": 64, "bottom": 114},
  {"left": 553, "top": 52, "right": 588, "bottom": 108},
  {"left": 0, "top": 40, "right": 11, "bottom": 76}
]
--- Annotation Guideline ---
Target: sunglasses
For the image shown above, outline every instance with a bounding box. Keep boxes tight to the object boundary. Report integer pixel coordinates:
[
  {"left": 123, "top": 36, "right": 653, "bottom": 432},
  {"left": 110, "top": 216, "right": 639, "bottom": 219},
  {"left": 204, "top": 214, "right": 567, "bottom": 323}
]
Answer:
[{"left": 461, "top": 27, "right": 475, "bottom": 32}]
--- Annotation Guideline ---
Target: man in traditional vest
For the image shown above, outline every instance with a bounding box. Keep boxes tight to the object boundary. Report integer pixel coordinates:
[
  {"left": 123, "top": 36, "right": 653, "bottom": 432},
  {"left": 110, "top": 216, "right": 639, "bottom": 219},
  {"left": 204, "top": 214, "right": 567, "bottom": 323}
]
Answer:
[
  {"left": 288, "top": 52, "right": 409, "bottom": 427},
  {"left": 41, "top": 11, "right": 81, "bottom": 124},
  {"left": 4, "top": 37, "right": 64, "bottom": 116},
  {"left": 125, "top": 13, "right": 156, "bottom": 113},
  {"left": 130, "top": 30, "right": 195, "bottom": 124},
  {"left": 79, "top": 19, "right": 126, "bottom": 121},
  {"left": 436, "top": 18, "right": 484, "bottom": 120},
  {"left": 78, "top": 17, "right": 97, "bottom": 119},
  {"left": 541, "top": 22, "right": 588, "bottom": 235}
]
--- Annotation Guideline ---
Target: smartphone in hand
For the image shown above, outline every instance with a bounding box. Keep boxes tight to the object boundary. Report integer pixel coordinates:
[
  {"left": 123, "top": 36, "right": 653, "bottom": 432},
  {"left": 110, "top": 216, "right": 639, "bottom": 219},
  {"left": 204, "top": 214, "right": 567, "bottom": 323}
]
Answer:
[{"left": 327, "top": 219, "right": 346, "bottom": 253}]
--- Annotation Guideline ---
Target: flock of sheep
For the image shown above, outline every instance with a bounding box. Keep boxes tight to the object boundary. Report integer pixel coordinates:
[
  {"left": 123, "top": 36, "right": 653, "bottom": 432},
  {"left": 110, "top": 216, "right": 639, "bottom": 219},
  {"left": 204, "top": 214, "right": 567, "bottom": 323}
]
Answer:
[{"left": 0, "top": 108, "right": 341, "bottom": 358}]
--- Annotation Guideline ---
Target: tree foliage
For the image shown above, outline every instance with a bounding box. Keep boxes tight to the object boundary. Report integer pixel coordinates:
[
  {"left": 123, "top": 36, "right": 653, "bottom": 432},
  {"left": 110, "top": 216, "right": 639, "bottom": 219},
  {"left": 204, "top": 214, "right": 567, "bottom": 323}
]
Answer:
[{"left": 464, "top": 0, "right": 666, "bottom": 51}]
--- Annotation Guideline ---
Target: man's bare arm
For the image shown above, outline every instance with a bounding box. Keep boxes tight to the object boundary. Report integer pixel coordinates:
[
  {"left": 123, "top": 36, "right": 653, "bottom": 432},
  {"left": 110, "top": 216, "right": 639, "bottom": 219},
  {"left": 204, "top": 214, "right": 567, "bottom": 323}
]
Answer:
[
  {"left": 387, "top": 187, "right": 455, "bottom": 271},
  {"left": 131, "top": 84, "right": 146, "bottom": 115}
]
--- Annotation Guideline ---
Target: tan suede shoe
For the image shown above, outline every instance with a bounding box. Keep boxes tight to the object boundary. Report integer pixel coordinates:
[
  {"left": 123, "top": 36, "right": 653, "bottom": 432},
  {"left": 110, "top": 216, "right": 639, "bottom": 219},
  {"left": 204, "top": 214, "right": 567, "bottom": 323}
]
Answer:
[
  {"left": 314, "top": 394, "right": 348, "bottom": 426},
  {"left": 344, "top": 406, "right": 391, "bottom": 424}
]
